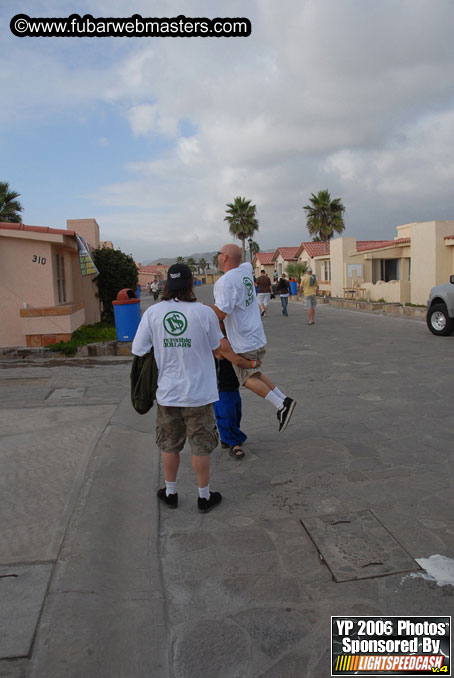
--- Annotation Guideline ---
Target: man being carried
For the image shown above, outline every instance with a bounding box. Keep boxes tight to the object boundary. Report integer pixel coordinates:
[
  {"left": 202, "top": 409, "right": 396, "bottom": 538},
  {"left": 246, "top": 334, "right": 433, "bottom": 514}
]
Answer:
[{"left": 212, "top": 244, "right": 296, "bottom": 433}]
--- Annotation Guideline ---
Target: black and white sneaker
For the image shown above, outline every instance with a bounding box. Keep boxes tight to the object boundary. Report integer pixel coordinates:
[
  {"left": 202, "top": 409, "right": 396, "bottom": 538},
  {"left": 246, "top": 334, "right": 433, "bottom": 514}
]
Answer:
[
  {"left": 277, "top": 397, "right": 296, "bottom": 433},
  {"left": 157, "top": 487, "right": 178, "bottom": 509},
  {"left": 198, "top": 491, "right": 222, "bottom": 513}
]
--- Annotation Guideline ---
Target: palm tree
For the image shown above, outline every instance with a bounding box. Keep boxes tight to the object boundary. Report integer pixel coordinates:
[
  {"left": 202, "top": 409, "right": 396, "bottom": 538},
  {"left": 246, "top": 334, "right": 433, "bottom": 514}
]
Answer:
[
  {"left": 198, "top": 257, "right": 207, "bottom": 275},
  {"left": 176, "top": 256, "right": 185, "bottom": 263},
  {"left": 303, "top": 190, "right": 345, "bottom": 248},
  {"left": 224, "top": 196, "right": 259, "bottom": 262},
  {"left": 286, "top": 261, "right": 307, "bottom": 283},
  {"left": 186, "top": 256, "right": 196, "bottom": 272},
  {"left": 250, "top": 240, "right": 260, "bottom": 256},
  {"left": 0, "top": 182, "right": 23, "bottom": 223},
  {"left": 212, "top": 253, "right": 219, "bottom": 269}
]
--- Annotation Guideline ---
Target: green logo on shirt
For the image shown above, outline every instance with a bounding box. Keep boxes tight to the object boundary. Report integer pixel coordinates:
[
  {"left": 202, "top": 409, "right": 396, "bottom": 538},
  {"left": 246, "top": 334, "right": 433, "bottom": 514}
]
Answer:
[
  {"left": 163, "top": 311, "right": 188, "bottom": 336},
  {"left": 243, "top": 277, "right": 254, "bottom": 307}
]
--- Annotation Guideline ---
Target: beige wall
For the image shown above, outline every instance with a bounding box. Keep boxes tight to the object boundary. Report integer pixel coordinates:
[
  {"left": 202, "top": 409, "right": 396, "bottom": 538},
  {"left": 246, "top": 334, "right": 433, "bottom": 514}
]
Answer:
[
  {"left": 409, "top": 221, "right": 454, "bottom": 304},
  {"left": 0, "top": 228, "right": 100, "bottom": 348},
  {"left": 0, "top": 235, "right": 61, "bottom": 346},
  {"left": 330, "top": 237, "right": 358, "bottom": 297},
  {"left": 254, "top": 263, "right": 274, "bottom": 279},
  {"left": 21, "top": 307, "right": 86, "bottom": 336},
  {"left": 67, "top": 218, "right": 100, "bottom": 249}
]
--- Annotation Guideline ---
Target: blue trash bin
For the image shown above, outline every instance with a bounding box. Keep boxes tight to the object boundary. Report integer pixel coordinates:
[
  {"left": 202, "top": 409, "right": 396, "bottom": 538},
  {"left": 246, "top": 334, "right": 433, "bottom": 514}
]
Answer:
[
  {"left": 289, "top": 281, "right": 298, "bottom": 296},
  {"left": 113, "top": 289, "right": 141, "bottom": 342}
]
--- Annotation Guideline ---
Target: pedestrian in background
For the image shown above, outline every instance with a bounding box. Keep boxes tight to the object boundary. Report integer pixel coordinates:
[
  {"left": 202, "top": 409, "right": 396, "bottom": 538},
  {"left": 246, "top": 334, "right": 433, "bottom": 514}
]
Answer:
[
  {"left": 256, "top": 268, "right": 272, "bottom": 317},
  {"left": 151, "top": 280, "right": 160, "bottom": 301},
  {"left": 278, "top": 273, "right": 290, "bottom": 317},
  {"left": 301, "top": 267, "right": 318, "bottom": 325}
]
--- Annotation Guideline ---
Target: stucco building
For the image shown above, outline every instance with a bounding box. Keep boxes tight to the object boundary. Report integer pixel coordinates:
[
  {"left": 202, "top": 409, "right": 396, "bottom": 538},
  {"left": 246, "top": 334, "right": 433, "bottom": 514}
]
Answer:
[
  {"left": 252, "top": 252, "right": 275, "bottom": 280},
  {"left": 0, "top": 218, "right": 101, "bottom": 348},
  {"left": 330, "top": 221, "right": 454, "bottom": 304},
  {"left": 272, "top": 247, "right": 299, "bottom": 277}
]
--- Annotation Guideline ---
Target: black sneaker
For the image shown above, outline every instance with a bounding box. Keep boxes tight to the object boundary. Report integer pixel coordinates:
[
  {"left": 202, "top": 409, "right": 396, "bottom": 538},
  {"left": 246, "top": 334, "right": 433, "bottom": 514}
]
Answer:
[
  {"left": 277, "top": 397, "right": 296, "bottom": 433},
  {"left": 198, "top": 491, "right": 222, "bottom": 513},
  {"left": 157, "top": 487, "right": 178, "bottom": 509}
]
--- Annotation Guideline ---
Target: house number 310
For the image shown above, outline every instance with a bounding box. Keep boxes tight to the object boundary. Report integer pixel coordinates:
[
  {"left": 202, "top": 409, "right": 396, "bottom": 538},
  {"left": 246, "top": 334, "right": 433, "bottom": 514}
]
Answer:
[{"left": 32, "top": 255, "right": 47, "bottom": 264}]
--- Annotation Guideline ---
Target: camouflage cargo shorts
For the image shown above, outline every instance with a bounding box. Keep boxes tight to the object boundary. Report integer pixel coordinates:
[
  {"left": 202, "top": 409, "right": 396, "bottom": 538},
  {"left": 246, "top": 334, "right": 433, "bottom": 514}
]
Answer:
[{"left": 156, "top": 403, "right": 219, "bottom": 456}]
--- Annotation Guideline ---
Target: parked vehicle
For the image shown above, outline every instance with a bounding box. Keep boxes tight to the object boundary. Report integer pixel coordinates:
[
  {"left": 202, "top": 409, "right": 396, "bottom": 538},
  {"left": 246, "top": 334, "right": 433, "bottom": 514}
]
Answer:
[{"left": 426, "top": 275, "right": 454, "bottom": 336}]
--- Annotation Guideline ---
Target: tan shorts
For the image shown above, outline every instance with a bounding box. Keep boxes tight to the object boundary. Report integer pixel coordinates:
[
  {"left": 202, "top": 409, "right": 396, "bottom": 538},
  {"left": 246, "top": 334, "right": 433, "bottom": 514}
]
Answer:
[
  {"left": 231, "top": 347, "right": 266, "bottom": 386},
  {"left": 156, "top": 403, "right": 219, "bottom": 456}
]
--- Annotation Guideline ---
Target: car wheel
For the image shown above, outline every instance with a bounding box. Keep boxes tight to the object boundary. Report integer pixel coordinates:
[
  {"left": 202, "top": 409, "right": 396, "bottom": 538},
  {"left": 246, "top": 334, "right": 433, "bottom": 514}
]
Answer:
[{"left": 426, "top": 303, "right": 454, "bottom": 336}]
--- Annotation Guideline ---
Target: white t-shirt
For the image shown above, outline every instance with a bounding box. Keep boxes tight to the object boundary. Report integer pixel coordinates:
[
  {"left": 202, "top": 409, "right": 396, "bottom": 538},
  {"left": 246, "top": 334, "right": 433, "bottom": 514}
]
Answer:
[
  {"left": 132, "top": 300, "right": 223, "bottom": 407},
  {"left": 214, "top": 262, "right": 267, "bottom": 353}
]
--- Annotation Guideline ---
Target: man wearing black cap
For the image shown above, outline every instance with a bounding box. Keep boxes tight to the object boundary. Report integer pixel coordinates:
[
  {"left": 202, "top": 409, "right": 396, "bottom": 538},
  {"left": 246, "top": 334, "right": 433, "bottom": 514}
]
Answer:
[{"left": 132, "top": 263, "right": 225, "bottom": 513}]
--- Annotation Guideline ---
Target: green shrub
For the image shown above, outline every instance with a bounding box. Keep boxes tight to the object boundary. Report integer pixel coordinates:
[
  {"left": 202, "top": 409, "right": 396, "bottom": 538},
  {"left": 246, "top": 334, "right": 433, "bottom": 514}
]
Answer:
[
  {"left": 92, "top": 247, "right": 138, "bottom": 322},
  {"left": 48, "top": 322, "right": 116, "bottom": 355},
  {"left": 286, "top": 262, "right": 307, "bottom": 283}
]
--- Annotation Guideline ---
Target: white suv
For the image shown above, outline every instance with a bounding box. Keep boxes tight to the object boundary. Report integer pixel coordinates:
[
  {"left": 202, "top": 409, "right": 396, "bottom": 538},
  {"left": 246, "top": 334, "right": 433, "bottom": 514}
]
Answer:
[{"left": 426, "top": 275, "right": 454, "bottom": 336}]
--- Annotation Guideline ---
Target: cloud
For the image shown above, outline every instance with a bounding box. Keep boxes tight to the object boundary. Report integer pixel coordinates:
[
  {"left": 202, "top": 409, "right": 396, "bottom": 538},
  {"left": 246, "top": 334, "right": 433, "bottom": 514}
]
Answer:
[
  {"left": 325, "top": 110, "right": 454, "bottom": 201},
  {"left": 1, "top": 0, "right": 453, "bottom": 258}
]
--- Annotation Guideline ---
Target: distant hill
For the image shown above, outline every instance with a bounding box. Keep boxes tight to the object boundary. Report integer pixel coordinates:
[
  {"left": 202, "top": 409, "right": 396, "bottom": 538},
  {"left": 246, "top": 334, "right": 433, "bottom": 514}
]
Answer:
[
  {"left": 146, "top": 251, "right": 218, "bottom": 266},
  {"left": 146, "top": 248, "right": 275, "bottom": 265}
]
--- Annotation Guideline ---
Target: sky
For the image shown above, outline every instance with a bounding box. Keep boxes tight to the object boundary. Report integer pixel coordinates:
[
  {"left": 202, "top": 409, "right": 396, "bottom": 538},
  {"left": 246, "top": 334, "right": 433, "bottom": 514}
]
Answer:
[{"left": 1, "top": 0, "right": 453, "bottom": 262}]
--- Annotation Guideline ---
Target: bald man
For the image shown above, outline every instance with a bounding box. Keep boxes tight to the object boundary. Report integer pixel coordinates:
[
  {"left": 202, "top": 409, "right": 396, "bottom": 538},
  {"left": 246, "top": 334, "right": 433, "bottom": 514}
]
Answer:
[{"left": 212, "top": 244, "right": 296, "bottom": 433}]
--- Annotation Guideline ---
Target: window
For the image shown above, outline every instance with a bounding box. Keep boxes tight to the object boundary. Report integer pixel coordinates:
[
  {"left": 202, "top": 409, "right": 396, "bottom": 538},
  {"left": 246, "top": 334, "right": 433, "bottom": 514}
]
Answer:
[
  {"left": 323, "top": 260, "right": 331, "bottom": 281},
  {"left": 372, "top": 258, "right": 400, "bottom": 283},
  {"left": 56, "top": 253, "right": 66, "bottom": 303}
]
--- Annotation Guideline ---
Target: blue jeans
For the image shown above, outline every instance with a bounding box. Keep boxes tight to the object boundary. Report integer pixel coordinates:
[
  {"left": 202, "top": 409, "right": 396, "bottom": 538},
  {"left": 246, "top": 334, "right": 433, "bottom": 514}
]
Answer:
[
  {"left": 280, "top": 296, "right": 289, "bottom": 316},
  {"left": 214, "top": 390, "right": 247, "bottom": 447}
]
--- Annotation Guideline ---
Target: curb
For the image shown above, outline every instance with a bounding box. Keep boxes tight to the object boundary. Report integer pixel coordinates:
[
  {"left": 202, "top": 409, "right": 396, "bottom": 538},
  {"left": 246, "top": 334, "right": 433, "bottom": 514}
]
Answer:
[
  {"left": 0, "top": 341, "right": 133, "bottom": 360},
  {"left": 291, "top": 295, "right": 427, "bottom": 320}
]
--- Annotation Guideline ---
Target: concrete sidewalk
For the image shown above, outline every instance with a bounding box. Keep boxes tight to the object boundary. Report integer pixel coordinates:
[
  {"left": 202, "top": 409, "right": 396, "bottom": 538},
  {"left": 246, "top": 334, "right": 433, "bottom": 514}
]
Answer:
[{"left": 0, "top": 292, "right": 453, "bottom": 677}]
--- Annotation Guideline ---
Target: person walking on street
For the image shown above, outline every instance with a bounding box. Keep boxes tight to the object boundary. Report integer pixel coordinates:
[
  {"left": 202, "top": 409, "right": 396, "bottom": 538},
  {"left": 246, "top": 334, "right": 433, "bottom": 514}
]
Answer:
[
  {"left": 278, "top": 273, "right": 290, "bottom": 316},
  {"left": 151, "top": 280, "right": 160, "bottom": 301},
  {"left": 301, "top": 267, "right": 318, "bottom": 325},
  {"left": 212, "top": 244, "right": 296, "bottom": 433},
  {"left": 132, "top": 264, "right": 224, "bottom": 513},
  {"left": 256, "top": 269, "right": 272, "bottom": 317}
]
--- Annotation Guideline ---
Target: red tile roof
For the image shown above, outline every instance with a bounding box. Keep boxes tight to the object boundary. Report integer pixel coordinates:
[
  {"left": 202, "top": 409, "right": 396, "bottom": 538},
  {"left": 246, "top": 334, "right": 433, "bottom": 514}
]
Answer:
[
  {"left": 0, "top": 222, "right": 76, "bottom": 236},
  {"left": 255, "top": 252, "right": 274, "bottom": 265},
  {"left": 138, "top": 265, "right": 170, "bottom": 273},
  {"left": 299, "top": 241, "right": 331, "bottom": 257},
  {"left": 356, "top": 238, "right": 410, "bottom": 252},
  {"left": 274, "top": 247, "right": 299, "bottom": 260},
  {"left": 445, "top": 235, "right": 454, "bottom": 241}
]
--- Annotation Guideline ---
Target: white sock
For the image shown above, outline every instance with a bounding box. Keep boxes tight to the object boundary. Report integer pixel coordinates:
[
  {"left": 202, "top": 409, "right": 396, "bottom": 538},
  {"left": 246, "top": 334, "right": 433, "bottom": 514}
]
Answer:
[
  {"left": 273, "top": 387, "right": 286, "bottom": 401},
  {"left": 265, "top": 390, "right": 284, "bottom": 409},
  {"left": 198, "top": 485, "right": 210, "bottom": 500},
  {"left": 165, "top": 480, "right": 177, "bottom": 496}
]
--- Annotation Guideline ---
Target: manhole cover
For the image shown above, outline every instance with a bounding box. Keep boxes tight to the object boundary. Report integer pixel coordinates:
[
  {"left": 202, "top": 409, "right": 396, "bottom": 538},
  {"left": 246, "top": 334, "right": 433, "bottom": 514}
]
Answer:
[
  {"left": 301, "top": 510, "right": 419, "bottom": 582},
  {"left": 47, "top": 388, "right": 85, "bottom": 400}
]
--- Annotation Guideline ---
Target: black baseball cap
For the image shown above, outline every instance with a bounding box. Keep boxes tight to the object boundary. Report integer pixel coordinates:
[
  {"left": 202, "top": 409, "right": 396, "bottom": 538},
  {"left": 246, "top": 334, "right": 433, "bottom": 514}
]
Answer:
[{"left": 166, "top": 263, "right": 193, "bottom": 290}]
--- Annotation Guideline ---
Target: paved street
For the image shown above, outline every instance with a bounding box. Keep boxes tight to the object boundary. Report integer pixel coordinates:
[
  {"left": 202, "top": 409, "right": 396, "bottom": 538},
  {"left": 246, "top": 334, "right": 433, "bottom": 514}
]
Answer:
[{"left": 0, "top": 289, "right": 453, "bottom": 677}]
